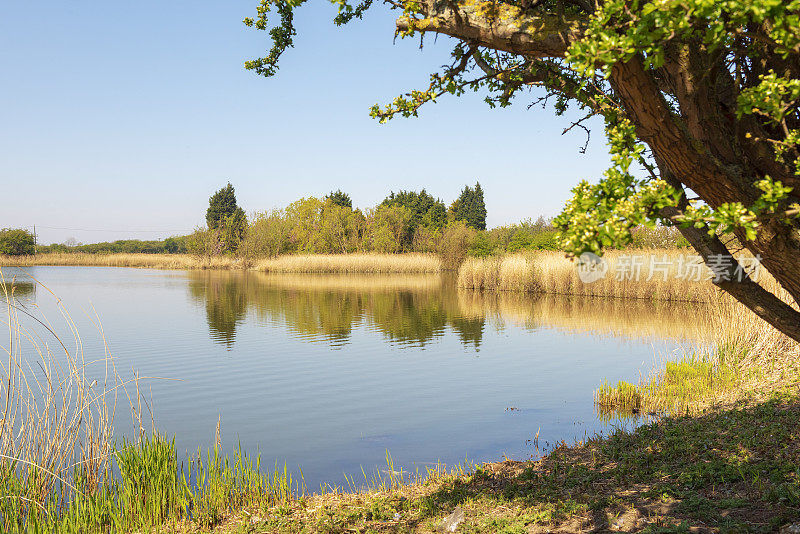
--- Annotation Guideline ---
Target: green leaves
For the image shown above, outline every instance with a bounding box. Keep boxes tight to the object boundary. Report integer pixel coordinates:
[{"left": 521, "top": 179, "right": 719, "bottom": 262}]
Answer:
[
  {"left": 567, "top": 0, "right": 800, "bottom": 76},
  {"left": 554, "top": 118, "right": 680, "bottom": 255}
]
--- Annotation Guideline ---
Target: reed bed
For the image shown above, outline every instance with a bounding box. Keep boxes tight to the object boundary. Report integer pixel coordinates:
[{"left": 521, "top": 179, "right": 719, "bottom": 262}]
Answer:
[
  {"left": 0, "top": 252, "right": 241, "bottom": 270},
  {"left": 255, "top": 253, "right": 442, "bottom": 274},
  {"left": 596, "top": 294, "right": 800, "bottom": 417},
  {"left": 458, "top": 250, "right": 782, "bottom": 302}
]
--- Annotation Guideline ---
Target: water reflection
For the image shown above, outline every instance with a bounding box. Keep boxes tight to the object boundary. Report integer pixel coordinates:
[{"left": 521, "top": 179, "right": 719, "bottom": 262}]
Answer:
[
  {"left": 186, "top": 271, "right": 712, "bottom": 349},
  {"left": 2, "top": 281, "right": 36, "bottom": 299}
]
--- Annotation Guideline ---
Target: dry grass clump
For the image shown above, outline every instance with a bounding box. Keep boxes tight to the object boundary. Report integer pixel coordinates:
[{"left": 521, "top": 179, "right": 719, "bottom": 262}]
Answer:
[
  {"left": 0, "top": 253, "right": 240, "bottom": 270},
  {"left": 458, "top": 256, "right": 539, "bottom": 292},
  {"left": 256, "top": 253, "right": 441, "bottom": 274},
  {"left": 458, "top": 250, "right": 779, "bottom": 302}
]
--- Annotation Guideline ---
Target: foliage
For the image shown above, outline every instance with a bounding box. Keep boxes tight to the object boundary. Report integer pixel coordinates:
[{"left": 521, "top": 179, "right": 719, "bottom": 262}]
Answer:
[
  {"left": 438, "top": 221, "right": 477, "bottom": 269},
  {"left": 381, "top": 189, "right": 447, "bottom": 249},
  {"left": 187, "top": 226, "right": 224, "bottom": 258},
  {"left": 368, "top": 204, "right": 413, "bottom": 253},
  {"left": 449, "top": 182, "right": 487, "bottom": 231},
  {"left": 468, "top": 231, "right": 494, "bottom": 257},
  {"left": 0, "top": 228, "right": 35, "bottom": 255},
  {"left": 206, "top": 183, "right": 247, "bottom": 253},
  {"left": 324, "top": 189, "right": 353, "bottom": 209},
  {"left": 239, "top": 209, "right": 293, "bottom": 260},
  {"left": 242, "top": 0, "right": 800, "bottom": 341}
]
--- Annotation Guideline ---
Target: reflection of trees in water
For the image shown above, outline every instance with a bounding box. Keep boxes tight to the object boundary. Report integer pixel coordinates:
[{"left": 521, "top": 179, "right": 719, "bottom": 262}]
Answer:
[
  {"left": 186, "top": 272, "right": 484, "bottom": 348},
  {"left": 188, "top": 274, "right": 248, "bottom": 348},
  {"left": 2, "top": 282, "right": 36, "bottom": 299},
  {"left": 186, "top": 271, "right": 710, "bottom": 349}
]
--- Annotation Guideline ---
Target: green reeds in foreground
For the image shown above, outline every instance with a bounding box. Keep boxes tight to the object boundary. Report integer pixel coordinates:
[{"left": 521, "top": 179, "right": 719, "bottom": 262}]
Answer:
[
  {"left": 596, "top": 295, "right": 800, "bottom": 418},
  {"left": 595, "top": 349, "right": 751, "bottom": 419},
  {"left": 0, "top": 273, "right": 297, "bottom": 532},
  {"left": 1, "top": 434, "right": 297, "bottom": 533}
]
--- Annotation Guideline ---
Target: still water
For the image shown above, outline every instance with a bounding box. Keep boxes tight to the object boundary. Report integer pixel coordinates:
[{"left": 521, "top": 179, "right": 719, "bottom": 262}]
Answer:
[{"left": 2, "top": 266, "right": 710, "bottom": 490}]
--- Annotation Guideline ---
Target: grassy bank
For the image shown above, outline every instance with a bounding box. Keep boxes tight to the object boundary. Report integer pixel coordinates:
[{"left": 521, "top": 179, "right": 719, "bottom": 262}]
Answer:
[
  {"left": 233, "top": 391, "right": 800, "bottom": 534},
  {"left": 596, "top": 295, "right": 800, "bottom": 418}
]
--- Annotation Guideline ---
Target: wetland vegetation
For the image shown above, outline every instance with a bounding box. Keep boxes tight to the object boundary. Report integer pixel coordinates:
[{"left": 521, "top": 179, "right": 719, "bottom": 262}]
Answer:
[{"left": 2, "top": 265, "right": 798, "bottom": 532}]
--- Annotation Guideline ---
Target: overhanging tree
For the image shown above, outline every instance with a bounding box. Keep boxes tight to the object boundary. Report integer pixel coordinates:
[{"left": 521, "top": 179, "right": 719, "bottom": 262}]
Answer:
[{"left": 245, "top": 0, "right": 800, "bottom": 341}]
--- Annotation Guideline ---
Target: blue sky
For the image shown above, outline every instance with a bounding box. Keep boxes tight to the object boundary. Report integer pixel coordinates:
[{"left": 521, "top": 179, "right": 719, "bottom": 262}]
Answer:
[{"left": 1, "top": 1, "right": 612, "bottom": 244}]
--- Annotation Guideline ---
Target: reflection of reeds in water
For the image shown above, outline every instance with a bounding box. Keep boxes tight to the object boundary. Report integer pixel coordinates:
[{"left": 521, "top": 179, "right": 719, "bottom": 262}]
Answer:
[
  {"left": 0, "top": 253, "right": 240, "bottom": 270},
  {"left": 457, "top": 291, "right": 714, "bottom": 341},
  {"left": 253, "top": 273, "right": 444, "bottom": 292},
  {"left": 256, "top": 253, "right": 441, "bottom": 274}
]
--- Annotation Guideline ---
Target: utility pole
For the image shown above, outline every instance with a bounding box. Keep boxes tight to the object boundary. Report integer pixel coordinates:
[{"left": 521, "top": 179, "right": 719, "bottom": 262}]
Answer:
[{"left": 33, "top": 225, "right": 37, "bottom": 256}]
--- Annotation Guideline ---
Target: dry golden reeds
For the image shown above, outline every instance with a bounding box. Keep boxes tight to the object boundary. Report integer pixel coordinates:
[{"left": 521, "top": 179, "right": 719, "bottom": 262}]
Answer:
[
  {"left": 255, "top": 253, "right": 441, "bottom": 274},
  {"left": 458, "top": 250, "right": 783, "bottom": 303},
  {"left": 0, "top": 253, "right": 240, "bottom": 270}
]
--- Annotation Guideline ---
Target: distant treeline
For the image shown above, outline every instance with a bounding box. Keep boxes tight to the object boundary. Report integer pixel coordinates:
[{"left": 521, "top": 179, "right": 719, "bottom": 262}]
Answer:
[
  {"left": 0, "top": 182, "right": 689, "bottom": 260},
  {"left": 40, "top": 237, "right": 189, "bottom": 255}
]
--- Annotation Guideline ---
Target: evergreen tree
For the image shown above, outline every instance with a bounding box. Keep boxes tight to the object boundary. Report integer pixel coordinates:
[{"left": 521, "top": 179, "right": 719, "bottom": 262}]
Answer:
[
  {"left": 450, "top": 183, "right": 487, "bottom": 230},
  {"left": 324, "top": 189, "right": 352, "bottom": 209},
  {"left": 206, "top": 183, "right": 240, "bottom": 229},
  {"left": 472, "top": 182, "right": 487, "bottom": 231},
  {"left": 205, "top": 183, "right": 246, "bottom": 253}
]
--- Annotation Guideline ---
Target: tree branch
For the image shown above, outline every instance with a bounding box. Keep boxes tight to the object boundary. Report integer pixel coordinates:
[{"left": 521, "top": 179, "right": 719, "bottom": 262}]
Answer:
[{"left": 397, "top": 1, "right": 583, "bottom": 58}]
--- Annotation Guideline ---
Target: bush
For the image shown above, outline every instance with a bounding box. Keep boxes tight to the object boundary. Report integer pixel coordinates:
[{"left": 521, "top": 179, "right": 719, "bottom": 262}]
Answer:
[
  {"left": 187, "top": 227, "right": 223, "bottom": 258},
  {"left": 239, "top": 209, "right": 292, "bottom": 261},
  {"left": 438, "top": 221, "right": 477, "bottom": 270},
  {"left": 468, "top": 232, "right": 494, "bottom": 257},
  {"left": 0, "top": 228, "right": 35, "bottom": 255}
]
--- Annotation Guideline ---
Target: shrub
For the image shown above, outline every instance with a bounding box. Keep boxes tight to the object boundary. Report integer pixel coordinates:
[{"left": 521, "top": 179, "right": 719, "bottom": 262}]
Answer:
[
  {"left": 0, "top": 228, "right": 35, "bottom": 255},
  {"left": 438, "top": 221, "right": 477, "bottom": 270}
]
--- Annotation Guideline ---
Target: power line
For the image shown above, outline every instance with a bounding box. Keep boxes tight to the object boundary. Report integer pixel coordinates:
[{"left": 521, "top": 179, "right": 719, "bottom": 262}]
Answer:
[{"left": 30, "top": 225, "right": 186, "bottom": 234}]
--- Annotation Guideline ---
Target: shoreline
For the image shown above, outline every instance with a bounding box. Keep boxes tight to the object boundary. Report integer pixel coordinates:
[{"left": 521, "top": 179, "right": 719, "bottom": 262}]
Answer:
[{"left": 1, "top": 267, "right": 798, "bottom": 532}]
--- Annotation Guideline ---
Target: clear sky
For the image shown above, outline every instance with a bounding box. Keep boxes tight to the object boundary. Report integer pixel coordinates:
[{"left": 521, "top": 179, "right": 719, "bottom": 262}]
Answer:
[{"left": 1, "top": 1, "right": 611, "bottom": 245}]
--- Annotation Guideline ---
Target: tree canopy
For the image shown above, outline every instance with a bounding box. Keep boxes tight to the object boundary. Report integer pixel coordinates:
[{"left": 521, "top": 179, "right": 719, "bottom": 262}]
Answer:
[
  {"left": 205, "top": 183, "right": 247, "bottom": 253},
  {"left": 449, "top": 182, "right": 487, "bottom": 230},
  {"left": 0, "top": 228, "right": 35, "bottom": 256},
  {"left": 325, "top": 189, "right": 353, "bottom": 209},
  {"left": 245, "top": 0, "right": 800, "bottom": 342}
]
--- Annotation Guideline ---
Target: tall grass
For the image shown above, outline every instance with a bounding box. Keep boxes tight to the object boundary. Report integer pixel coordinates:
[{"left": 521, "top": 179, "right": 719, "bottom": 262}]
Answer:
[
  {"left": 256, "top": 253, "right": 442, "bottom": 273},
  {"left": 596, "top": 295, "right": 800, "bottom": 417},
  {"left": 0, "top": 253, "right": 240, "bottom": 270},
  {"left": 459, "top": 250, "right": 781, "bottom": 302},
  {"left": 0, "top": 272, "right": 296, "bottom": 531}
]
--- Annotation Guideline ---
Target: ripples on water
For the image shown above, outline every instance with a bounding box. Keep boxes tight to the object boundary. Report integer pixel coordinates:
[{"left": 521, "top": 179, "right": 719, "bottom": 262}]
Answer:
[{"left": 1, "top": 266, "right": 712, "bottom": 490}]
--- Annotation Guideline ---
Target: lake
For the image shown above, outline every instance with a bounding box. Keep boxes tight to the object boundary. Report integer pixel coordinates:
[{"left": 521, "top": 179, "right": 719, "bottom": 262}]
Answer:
[{"left": 1, "top": 266, "right": 710, "bottom": 491}]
